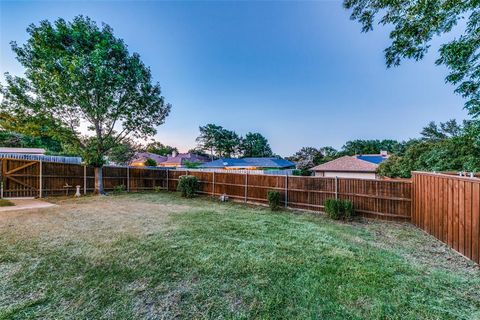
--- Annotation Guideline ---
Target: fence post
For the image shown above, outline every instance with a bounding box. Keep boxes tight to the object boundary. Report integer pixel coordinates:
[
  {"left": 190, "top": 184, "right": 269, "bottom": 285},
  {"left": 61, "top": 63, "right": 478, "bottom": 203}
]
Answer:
[
  {"left": 244, "top": 172, "right": 248, "bottom": 203},
  {"left": 212, "top": 171, "right": 215, "bottom": 196},
  {"left": 336, "top": 176, "right": 339, "bottom": 199},
  {"left": 166, "top": 169, "right": 169, "bottom": 191},
  {"left": 127, "top": 166, "right": 130, "bottom": 193},
  {"left": 285, "top": 174, "right": 288, "bottom": 208},
  {"left": 84, "top": 165, "right": 87, "bottom": 195},
  {"left": 39, "top": 160, "right": 43, "bottom": 198}
]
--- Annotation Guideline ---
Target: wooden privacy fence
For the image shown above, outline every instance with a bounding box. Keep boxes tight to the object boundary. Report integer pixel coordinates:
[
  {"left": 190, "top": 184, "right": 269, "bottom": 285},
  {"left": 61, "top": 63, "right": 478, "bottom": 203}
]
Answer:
[
  {"left": 164, "top": 170, "right": 412, "bottom": 221},
  {"left": 412, "top": 172, "right": 480, "bottom": 264},
  {"left": 0, "top": 158, "right": 412, "bottom": 220}
]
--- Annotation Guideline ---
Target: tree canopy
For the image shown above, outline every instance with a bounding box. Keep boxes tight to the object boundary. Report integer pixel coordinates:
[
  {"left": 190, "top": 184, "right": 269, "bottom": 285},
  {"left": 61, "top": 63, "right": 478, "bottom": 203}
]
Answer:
[
  {"left": 0, "top": 16, "right": 171, "bottom": 193},
  {"left": 344, "top": 0, "right": 480, "bottom": 117},
  {"left": 378, "top": 120, "right": 480, "bottom": 178},
  {"left": 145, "top": 140, "right": 178, "bottom": 156},
  {"left": 240, "top": 132, "right": 273, "bottom": 158}
]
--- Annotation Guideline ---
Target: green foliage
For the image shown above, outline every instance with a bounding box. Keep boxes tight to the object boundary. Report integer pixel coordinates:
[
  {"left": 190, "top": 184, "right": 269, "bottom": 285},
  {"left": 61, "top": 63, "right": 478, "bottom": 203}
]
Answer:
[
  {"left": 344, "top": 0, "right": 480, "bottom": 117},
  {"left": 341, "top": 139, "right": 404, "bottom": 156},
  {"left": 0, "top": 15, "right": 171, "bottom": 189},
  {"left": 324, "top": 198, "right": 355, "bottom": 220},
  {"left": 0, "top": 130, "right": 65, "bottom": 155},
  {"left": 267, "top": 190, "right": 281, "bottom": 211},
  {"left": 145, "top": 140, "right": 178, "bottom": 156},
  {"left": 107, "top": 139, "right": 139, "bottom": 165},
  {"left": 196, "top": 124, "right": 241, "bottom": 158},
  {"left": 154, "top": 186, "right": 163, "bottom": 193},
  {"left": 112, "top": 185, "right": 126, "bottom": 193},
  {"left": 240, "top": 132, "right": 273, "bottom": 158},
  {"left": 144, "top": 158, "right": 157, "bottom": 167},
  {"left": 177, "top": 175, "right": 199, "bottom": 198},
  {"left": 378, "top": 120, "right": 480, "bottom": 178},
  {"left": 183, "top": 160, "right": 201, "bottom": 169}
]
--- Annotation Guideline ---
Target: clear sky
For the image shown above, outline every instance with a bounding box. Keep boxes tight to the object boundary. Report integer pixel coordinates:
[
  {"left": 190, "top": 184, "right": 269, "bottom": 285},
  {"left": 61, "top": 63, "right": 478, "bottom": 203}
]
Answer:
[{"left": 0, "top": 0, "right": 468, "bottom": 156}]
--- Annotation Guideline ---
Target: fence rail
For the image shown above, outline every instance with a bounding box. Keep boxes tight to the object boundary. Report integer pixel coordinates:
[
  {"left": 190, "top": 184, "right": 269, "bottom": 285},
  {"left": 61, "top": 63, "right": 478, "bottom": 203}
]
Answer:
[{"left": 412, "top": 172, "right": 480, "bottom": 264}]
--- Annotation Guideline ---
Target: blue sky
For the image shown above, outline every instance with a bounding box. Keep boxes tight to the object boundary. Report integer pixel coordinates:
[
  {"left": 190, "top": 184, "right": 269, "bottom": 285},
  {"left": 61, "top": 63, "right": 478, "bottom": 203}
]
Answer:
[{"left": 0, "top": 1, "right": 468, "bottom": 156}]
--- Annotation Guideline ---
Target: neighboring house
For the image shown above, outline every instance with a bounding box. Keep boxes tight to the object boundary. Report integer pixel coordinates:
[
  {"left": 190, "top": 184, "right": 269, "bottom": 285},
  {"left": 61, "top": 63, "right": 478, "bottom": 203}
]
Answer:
[
  {"left": 129, "top": 152, "right": 168, "bottom": 167},
  {"left": 129, "top": 151, "right": 208, "bottom": 167},
  {"left": 157, "top": 152, "right": 209, "bottom": 168},
  {"left": 311, "top": 152, "right": 389, "bottom": 180},
  {"left": 199, "top": 157, "right": 295, "bottom": 170}
]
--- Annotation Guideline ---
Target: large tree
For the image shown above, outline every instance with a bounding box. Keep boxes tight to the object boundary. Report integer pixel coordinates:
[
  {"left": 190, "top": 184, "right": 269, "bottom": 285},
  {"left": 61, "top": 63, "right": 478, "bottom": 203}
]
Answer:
[
  {"left": 240, "top": 132, "right": 273, "bottom": 158},
  {"left": 344, "top": 0, "right": 480, "bottom": 117},
  {"left": 0, "top": 16, "right": 171, "bottom": 193},
  {"left": 196, "top": 124, "right": 240, "bottom": 158}
]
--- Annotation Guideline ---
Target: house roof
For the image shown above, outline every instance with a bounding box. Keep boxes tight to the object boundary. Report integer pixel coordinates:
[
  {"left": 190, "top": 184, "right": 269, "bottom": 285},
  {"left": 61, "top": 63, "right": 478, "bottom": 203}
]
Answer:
[
  {"left": 311, "top": 156, "right": 379, "bottom": 172},
  {"left": 0, "top": 147, "right": 45, "bottom": 154},
  {"left": 356, "top": 155, "right": 388, "bottom": 164},
  {"left": 200, "top": 157, "right": 295, "bottom": 169},
  {"left": 130, "top": 152, "right": 168, "bottom": 165},
  {"left": 163, "top": 153, "right": 209, "bottom": 165}
]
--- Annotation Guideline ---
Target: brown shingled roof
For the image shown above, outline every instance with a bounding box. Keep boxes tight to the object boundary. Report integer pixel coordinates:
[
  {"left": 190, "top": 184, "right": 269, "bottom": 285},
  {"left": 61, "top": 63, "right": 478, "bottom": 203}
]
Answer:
[{"left": 311, "top": 156, "right": 378, "bottom": 172}]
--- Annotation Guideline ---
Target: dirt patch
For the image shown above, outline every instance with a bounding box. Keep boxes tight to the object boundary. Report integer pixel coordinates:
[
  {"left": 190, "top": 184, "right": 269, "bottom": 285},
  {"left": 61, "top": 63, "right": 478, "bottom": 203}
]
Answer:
[{"left": 0, "top": 194, "right": 189, "bottom": 246}]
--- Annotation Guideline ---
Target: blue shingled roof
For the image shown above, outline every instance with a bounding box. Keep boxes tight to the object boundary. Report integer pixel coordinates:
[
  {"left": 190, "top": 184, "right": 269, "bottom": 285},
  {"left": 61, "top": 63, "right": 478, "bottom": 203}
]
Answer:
[
  {"left": 199, "top": 157, "right": 295, "bottom": 169},
  {"left": 356, "top": 155, "right": 387, "bottom": 164}
]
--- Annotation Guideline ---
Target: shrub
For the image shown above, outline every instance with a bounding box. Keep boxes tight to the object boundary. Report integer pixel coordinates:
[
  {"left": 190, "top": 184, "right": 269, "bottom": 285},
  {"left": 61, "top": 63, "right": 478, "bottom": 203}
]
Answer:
[
  {"left": 113, "top": 184, "right": 126, "bottom": 193},
  {"left": 154, "top": 186, "right": 163, "bottom": 193},
  {"left": 177, "top": 175, "right": 199, "bottom": 198},
  {"left": 267, "top": 190, "right": 281, "bottom": 211},
  {"left": 144, "top": 158, "right": 157, "bottom": 167},
  {"left": 324, "top": 198, "right": 355, "bottom": 220}
]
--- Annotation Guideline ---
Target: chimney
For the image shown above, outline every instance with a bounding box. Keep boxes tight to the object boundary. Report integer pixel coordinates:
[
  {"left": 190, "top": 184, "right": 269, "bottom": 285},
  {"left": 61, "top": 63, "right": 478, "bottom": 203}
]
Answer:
[{"left": 380, "top": 150, "right": 388, "bottom": 157}]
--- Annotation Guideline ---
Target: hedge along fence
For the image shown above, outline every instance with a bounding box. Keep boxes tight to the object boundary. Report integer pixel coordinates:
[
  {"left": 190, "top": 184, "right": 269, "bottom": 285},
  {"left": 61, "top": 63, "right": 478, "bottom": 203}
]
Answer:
[{"left": 0, "top": 158, "right": 412, "bottom": 221}]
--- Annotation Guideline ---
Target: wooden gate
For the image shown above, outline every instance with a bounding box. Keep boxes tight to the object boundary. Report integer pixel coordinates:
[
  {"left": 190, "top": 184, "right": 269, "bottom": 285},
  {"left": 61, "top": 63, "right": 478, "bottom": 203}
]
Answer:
[{"left": 0, "top": 158, "right": 40, "bottom": 198}]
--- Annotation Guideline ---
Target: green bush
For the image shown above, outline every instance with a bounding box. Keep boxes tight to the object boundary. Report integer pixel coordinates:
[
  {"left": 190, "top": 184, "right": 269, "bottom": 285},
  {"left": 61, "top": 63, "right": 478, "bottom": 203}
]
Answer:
[
  {"left": 144, "top": 158, "right": 157, "bottom": 167},
  {"left": 154, "top": 186, "right": 163, "bottom": 193},
  {"left": 267, "top": 190, "right": 281, "bottom": 211},
  {"left": 324, "top": 198, "right": 355, "bottom": 220},
  {"left": 177, "top": 175, "right": 199, "bottom": 198},
  {"left": 113, "top": 184, "right": 126, "bottom": 193}
]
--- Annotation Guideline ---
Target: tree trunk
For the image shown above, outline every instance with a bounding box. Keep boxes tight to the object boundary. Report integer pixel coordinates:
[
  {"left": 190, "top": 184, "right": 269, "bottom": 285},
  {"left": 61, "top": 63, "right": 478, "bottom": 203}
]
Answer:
[{"left": 94, "top": 166, "right": 105, "bottom": 195}]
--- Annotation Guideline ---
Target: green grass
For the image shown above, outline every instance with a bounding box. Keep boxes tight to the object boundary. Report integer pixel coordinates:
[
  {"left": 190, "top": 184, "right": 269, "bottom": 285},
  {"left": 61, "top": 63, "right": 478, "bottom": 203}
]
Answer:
[
  {"left": 0, "top": 193, "right": 479, "bottom": 319},
  {"left": 0, "top": 199, "right": 14, "bottom": 207}
]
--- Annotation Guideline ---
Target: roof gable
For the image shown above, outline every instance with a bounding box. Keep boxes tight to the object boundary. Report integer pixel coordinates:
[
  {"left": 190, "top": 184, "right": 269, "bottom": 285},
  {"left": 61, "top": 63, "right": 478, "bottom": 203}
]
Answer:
[{"left": 311, "top": 156, "right": 379, "bottom": 172}]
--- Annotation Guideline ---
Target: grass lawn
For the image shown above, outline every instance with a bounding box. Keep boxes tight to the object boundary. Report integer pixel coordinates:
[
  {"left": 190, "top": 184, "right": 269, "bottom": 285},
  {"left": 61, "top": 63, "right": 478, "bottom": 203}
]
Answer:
[{"left": 0, "top": 192, "right": 479, "bottom": 319}]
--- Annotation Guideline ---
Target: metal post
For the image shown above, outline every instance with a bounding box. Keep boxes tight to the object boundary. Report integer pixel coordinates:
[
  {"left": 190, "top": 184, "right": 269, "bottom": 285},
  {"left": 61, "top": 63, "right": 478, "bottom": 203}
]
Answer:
[
  {"left": 335, "top": 176, "right": 338, "bottom": 200},
  {"left": 212, "top": 171, "right": 215, "bottom": 196},
  {"left": 285, "top": 174, "right": 288, "bottom": 208},
  {"left": 127, "top": 166, "right": 130, "bottom": 192},
  {"left": 39, "top": 160, "right": 43, "bottom": 198},
  {"left": 84, "top": 165, "right": 87, "bottom": 195},
  {"left": 244, "top": 172, "right": 248, "bottom": 203}
]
